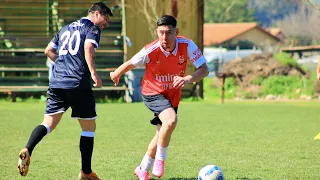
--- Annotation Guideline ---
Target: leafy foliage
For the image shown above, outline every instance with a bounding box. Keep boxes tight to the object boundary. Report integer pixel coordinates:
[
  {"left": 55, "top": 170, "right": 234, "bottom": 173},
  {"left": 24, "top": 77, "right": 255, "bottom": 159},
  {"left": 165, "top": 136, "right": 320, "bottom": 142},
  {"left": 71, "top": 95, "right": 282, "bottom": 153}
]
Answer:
[
  {"left": 273, "top": 53, "right": 299, "bottom": 67},
  {"left": 273, "top": 53, "right": 309, "bottom": 73},
  {"left": 203, "top": 77, "right": 237, "bottom": 100},
  {"left": 204, "top": 0, "right": 256, "bottom": 23},
  {"left": 260, "top": 76, "right": 303, "bottom": 98}
]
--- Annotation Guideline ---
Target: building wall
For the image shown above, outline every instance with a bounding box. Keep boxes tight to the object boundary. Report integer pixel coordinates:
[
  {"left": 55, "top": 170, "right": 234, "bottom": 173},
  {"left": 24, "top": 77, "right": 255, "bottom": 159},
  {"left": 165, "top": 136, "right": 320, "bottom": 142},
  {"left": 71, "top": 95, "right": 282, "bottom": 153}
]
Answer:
[
  {"left": 124, "top": 0, "right": 201, "bottom": 58},
  {"left": 232, "top": 28, "right": 280, "bottom": 47}
]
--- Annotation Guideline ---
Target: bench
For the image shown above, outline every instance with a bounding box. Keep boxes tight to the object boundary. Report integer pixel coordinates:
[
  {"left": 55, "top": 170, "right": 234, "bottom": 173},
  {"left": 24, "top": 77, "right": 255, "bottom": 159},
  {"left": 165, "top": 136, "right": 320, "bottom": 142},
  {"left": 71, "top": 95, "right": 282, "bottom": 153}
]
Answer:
[
  {"left": 0, "top": 67, "right": 129, "bottom": 102},
  {"left": 0, "top": 47, "right": 129, "bottom": 102}
]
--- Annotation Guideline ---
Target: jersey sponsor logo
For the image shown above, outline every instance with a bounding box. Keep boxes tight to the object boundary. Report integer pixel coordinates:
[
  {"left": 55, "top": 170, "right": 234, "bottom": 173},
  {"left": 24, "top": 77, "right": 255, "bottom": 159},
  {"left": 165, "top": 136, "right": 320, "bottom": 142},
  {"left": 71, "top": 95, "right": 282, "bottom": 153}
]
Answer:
[
  {"left": 155, "top": 73, "right": 183, "bottom": 90},
  {"left": 179, "top": 70, "right": 185, "bottom": 76},
  {"left": 91, "top": 29, "right": 99, "bottom": 34},
  {"left": 161, "top": 83, "right": 174, "bottom": 90},
  {"left": 155, "top": 73, "right": 179, "bottom": 83},
  {"left": 69, "top": 20, "right": 85, "bottom": 27},
  {"left": 191, "top": 48, "right": 202, "bottom": 63}
]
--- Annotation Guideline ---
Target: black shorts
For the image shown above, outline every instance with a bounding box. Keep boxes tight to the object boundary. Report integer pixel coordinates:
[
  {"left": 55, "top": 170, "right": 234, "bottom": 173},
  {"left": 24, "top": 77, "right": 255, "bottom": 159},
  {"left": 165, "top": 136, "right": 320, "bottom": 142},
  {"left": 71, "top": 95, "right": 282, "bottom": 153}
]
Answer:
[
  {"left": 142, "top": 94, "right": 178, "bottom": 126},
  {"left": 45, "top": 88, "right": 96, "bottom": 119}
]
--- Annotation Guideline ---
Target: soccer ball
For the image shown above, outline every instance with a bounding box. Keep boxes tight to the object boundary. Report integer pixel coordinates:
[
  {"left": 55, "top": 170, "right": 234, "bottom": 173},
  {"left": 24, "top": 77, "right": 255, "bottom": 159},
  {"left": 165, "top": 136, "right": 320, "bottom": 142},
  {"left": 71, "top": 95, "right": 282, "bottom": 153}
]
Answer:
[{"left": 198, "top": 164, "right": 224, "bottom": 180}]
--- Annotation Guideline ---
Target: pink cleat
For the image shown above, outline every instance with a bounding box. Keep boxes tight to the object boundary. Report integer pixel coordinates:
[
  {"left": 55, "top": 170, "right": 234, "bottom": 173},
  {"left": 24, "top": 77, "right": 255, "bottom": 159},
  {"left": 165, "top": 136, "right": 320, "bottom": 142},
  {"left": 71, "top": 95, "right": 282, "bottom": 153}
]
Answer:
[
  {"left": 134, "top": 166, "right": 149, "bottom": 180},
  {"left": 152, "top": 159, "right": 164, "bottom": 178}
]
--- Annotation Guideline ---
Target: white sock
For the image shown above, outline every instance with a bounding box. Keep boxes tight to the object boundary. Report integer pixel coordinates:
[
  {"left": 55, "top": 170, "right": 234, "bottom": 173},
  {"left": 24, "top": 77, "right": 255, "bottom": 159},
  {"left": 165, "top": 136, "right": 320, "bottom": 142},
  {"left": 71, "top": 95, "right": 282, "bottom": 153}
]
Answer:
[
  {"left": 41, "top": 122, "right": 51, "bottom": 134},
  {"left": 155, "top": 146, "right": 168, "bottom": 160},
  {"left": 140, "top": 153, "right": 155, "bottom": 172}
]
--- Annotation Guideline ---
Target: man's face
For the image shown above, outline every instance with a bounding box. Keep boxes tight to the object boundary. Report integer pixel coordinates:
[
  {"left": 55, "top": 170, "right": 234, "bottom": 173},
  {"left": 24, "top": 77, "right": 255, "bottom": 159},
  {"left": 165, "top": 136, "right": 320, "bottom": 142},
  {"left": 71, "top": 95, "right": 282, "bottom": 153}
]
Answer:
[
  {"left": 157, "top": 25, "right": 177, "bottom": 52},
  {"left": 95, "top": 11, "right": 109, "bottom": 29}
]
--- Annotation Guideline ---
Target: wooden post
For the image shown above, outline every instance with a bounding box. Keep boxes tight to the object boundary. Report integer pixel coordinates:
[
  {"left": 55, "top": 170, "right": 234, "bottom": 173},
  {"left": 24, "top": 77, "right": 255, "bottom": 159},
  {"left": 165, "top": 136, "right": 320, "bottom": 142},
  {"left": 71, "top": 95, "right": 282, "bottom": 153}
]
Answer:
[
  {"left": 220, "top": 75, "right": 225, "bottom": 104},
  {"left": 197, "top": 0, "right": 204, "bottom": 99},
  {"left": 12, "top": 92, "right": 16, "bottom": 102}
]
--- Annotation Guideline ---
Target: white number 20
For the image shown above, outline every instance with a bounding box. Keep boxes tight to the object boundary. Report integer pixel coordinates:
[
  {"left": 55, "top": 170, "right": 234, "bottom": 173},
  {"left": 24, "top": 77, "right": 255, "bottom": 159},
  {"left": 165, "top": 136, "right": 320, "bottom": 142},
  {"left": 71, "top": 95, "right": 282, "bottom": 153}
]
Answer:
[{"left": 59, "top": 30, "right": 81, "bottom": 56}]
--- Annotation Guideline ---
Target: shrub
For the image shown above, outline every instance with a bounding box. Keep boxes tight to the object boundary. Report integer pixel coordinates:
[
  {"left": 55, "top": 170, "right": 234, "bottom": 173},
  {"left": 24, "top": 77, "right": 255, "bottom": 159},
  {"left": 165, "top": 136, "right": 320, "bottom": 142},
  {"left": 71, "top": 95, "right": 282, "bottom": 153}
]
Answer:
[
  {"left": 273, "top": 53, "right": 299, "bottom": 67},
  {"left": 260, "top": 76, "right": 303, "bottom": 98},
  {"left": 203, "top": 77, "right": 237, "bottom": 100}
]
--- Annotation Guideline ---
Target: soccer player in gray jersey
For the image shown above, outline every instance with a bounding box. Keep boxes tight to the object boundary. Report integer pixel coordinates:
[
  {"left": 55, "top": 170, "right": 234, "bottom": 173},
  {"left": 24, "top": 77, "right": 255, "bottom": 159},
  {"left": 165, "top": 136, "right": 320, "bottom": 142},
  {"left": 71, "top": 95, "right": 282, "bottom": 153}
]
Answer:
[{"left": 17, "top": 2, "right": 112, "bottom": 180}]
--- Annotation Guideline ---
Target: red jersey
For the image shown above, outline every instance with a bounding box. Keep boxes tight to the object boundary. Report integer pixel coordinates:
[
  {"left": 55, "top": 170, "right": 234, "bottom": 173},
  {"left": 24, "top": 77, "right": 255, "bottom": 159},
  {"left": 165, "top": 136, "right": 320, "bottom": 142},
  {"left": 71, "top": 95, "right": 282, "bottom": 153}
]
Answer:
[{"left": 131, "top": 36, "right": 206, "bottom": 107}]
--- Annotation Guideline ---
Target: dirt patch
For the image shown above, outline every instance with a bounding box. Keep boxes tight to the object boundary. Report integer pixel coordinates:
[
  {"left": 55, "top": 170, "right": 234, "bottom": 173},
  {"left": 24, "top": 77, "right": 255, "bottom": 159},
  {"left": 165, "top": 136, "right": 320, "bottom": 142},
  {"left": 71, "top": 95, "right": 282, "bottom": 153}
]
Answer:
[{"left": 220, "top": 53, "right": 308, "bottom": 87}]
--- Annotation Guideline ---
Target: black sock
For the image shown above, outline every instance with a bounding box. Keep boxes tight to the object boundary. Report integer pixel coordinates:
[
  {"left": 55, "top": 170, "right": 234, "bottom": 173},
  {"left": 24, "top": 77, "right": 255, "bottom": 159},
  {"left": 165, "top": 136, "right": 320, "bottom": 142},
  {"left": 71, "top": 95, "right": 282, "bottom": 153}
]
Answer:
[
  {"left": 25, "top": 125, "right": 48, "bottom": 156},
  {"left": 80, "top": 136, "right": 94, "bottom": 174}
]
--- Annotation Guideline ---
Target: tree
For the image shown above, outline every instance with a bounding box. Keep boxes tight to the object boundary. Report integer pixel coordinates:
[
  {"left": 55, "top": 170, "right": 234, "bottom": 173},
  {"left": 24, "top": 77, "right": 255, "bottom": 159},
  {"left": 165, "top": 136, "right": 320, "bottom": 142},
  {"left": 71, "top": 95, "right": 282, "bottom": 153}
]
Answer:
[
  {"left": 274, "top": 0, "right": 320, "bottom": 46},
  {"left": 204, "top": 0, "right": 256, "bottom": 23},
  {"left": 305, "top": 0, "right": 320, "bottom": 10},
  {"left": 247, "top": 0, "right": 320, "bottom": 46},
  {"left": 248, "top": 0, "right": 302, "bottom": 27}
]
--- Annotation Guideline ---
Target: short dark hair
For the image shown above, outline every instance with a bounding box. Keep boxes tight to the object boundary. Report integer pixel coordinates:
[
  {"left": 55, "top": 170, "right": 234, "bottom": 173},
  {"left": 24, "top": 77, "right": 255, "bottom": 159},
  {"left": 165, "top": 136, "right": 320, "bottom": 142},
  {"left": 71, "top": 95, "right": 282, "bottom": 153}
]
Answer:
[
  {"left": 157, "top": 15, "right": 177, "bottom": 28},
  {"left": 88, "top": 2, "right": 113, "bottom": 16}
]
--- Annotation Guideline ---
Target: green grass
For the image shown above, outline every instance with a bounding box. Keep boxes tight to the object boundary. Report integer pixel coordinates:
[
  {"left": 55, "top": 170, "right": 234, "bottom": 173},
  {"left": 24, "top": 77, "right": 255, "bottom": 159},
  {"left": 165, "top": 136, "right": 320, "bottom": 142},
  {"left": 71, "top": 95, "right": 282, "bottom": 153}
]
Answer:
[{"left": 1, "top": 101, "right": 320, "bottom": 179}]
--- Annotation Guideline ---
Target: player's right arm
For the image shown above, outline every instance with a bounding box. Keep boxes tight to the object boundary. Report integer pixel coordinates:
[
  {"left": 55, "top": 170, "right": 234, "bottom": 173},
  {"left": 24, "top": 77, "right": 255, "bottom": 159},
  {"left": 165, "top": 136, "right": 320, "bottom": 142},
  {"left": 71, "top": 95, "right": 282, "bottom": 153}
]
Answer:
[
  {"left": 44, "top": 32, "right": 59, "bottom": 61},
  {"left": 110, "top": 47, "right": 149, "bottom": 86},
  {"left": 110, "top": 60, "right": 135, "bottom": 86},
  {"left": 44, "top": 45, "right": 57, "bottom": 61}
]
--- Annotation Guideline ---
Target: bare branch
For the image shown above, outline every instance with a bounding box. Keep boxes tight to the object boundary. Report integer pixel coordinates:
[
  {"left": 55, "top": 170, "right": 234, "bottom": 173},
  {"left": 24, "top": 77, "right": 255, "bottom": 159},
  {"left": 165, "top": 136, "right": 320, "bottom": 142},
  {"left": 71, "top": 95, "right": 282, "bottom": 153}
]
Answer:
[
  {"left": 148, "top": 0, "right": 159, "bottom": 21},
  {"left": 127, "top": 0, "right": 192, "bottom": 39},
  {"left": 225, "top": 0, "right": 237, "bottom": 15}
]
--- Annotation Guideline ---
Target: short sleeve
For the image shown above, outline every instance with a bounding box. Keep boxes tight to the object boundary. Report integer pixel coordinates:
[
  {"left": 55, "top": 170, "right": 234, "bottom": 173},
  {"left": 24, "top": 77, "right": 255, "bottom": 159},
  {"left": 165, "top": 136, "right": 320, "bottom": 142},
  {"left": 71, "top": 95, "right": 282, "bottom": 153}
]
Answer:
[
  {"left": 187, "top": 40, "right": 207, "bottom": 69},
  {"left": 50, "top": 31, "right": 59, "bottom": 49},
  {"left": 131, "top": 48, "right": 150, "bottom": 67},
  {"left": 85, "top": 25, "right": 101, "bottom": 48}
]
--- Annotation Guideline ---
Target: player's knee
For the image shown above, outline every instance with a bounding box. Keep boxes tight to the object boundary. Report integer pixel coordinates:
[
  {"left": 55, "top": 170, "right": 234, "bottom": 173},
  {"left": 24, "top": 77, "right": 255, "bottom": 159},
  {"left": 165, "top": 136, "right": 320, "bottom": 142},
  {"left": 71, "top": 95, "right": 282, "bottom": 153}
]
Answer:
[
  {"left": 81, "top": 126, "right": 96, "bottom": 132},
  {"left": 43, "top": 113, "right": 62, "bottom": 132},
  {"left": 164, "top": 115, "right": 177, "bottom": 129},
  {"left": 79, "top": 120, "right": 96, "bottom": 132}
]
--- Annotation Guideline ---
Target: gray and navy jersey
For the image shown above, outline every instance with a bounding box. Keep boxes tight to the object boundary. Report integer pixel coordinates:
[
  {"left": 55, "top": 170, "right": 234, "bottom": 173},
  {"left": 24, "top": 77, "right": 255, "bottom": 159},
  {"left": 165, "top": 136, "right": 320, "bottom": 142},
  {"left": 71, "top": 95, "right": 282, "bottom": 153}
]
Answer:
[{"left": 49, "top": 17, "right": 101, "bottom": 89}]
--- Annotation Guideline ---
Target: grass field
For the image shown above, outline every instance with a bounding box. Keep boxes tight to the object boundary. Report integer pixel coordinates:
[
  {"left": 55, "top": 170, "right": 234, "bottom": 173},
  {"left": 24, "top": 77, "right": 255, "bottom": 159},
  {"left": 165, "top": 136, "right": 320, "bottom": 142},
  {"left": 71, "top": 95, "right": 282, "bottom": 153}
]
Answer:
[{"left": 1, "top": 101, "right": 320, "bottom": 180}]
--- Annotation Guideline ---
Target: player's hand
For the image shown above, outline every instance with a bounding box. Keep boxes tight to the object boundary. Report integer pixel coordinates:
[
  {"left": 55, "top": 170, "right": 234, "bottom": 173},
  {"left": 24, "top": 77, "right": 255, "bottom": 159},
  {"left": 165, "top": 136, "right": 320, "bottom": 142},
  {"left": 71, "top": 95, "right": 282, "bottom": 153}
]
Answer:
[
  {"left": 172, "top": 76, "right": 189, "bottom": 89},
  {"left": 91, "top": 73, "right": 102, "bottom": 87},
  {"left": 317, "top": 72, "right": 320, "bottom": 81},
  {"left": 110, "top": 71, "right": 120, "bottom": 86}
]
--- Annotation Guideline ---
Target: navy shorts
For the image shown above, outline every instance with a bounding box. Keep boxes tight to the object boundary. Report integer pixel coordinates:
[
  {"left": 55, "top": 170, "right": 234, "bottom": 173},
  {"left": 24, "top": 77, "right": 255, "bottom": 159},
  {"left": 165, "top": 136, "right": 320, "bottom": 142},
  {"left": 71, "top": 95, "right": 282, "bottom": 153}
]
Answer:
[
  {"left": 45, "top": 88, "right": 96, "bottom": 119},
  {"left": 142, "top": 94, "right": 178, "bottom": 126}
]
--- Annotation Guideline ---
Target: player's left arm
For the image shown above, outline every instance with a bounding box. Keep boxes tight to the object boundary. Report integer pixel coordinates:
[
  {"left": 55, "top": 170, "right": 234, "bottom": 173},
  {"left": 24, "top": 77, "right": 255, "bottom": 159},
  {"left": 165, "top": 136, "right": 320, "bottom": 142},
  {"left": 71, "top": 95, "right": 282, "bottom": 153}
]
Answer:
[
  {"left": 173, "top": 40, "right": 209, "bottom": 88},
  {"left": 44, "top": 45, "right": 57, "bottom": 62},
  {"left": 183, "top": 63, "right": 209, "bottom": 83}
]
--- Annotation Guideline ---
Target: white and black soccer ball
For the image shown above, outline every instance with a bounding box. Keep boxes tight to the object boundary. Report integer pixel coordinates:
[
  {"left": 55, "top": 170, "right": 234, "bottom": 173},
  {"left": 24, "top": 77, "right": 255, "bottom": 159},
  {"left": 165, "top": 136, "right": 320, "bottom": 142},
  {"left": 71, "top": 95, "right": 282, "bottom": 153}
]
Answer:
[{"left": 198, "top": 164, "right": 224, "bottom": 180}]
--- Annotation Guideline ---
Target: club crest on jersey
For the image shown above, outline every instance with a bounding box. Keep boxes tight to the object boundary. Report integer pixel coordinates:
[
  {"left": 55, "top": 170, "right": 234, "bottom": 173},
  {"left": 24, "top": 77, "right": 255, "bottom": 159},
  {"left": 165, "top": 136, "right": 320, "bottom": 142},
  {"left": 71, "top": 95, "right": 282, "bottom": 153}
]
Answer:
[
  {"left": 178, "top": 55, "right": 185, "bottom": 64},
  {"left": 156, "top": 59, "right": 160, "bottom": 65}
]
